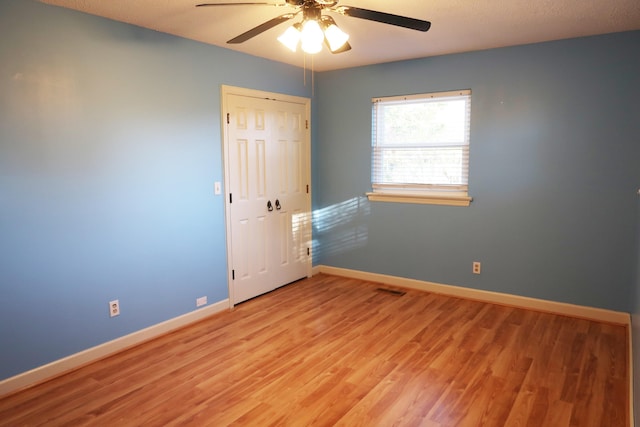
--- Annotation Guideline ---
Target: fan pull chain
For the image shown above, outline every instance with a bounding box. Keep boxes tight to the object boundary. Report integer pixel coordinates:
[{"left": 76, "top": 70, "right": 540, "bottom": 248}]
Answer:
[{"left": 301, "top": 54, "right": 314, "bottom": 97}]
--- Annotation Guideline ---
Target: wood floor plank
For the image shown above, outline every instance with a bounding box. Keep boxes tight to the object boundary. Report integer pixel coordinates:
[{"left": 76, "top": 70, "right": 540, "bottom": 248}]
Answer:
[{"left": 0, "top": 274, "right": 629, "bottom": 426}]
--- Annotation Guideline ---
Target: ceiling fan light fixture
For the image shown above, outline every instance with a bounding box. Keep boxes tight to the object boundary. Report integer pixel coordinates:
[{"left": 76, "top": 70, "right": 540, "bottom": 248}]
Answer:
[
  {"left": 200, "top": 1, "right": 432, "bottom": 56},
  {"left": 300, "top": 19, "right": 324, "bottom": 54},
  {"left": 277, "top": 25, "right": 301, "bottom": 52},
  {"left": 324, "top": 23, "right": 349, "bottom": 52}
]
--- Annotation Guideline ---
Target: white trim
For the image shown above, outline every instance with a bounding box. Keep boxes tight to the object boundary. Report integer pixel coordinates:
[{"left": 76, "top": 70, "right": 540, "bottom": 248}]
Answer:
[
  {"left": 372, "top": 89, "right": 471, "bottom": 103},
  {"left": 366, "top": 192, "right": 472, "bottom": 206},
  {"left": 316, "top": 265, "right": 630, "bottom": 326},
  {"left": 0, "top": 300, "right": 230, "bottom": 397},
  {"left": 221, "top": 85, "right": 310, "bottom": 106}
]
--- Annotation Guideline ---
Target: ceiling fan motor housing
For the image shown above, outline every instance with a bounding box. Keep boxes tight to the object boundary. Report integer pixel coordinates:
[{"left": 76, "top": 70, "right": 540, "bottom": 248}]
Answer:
[
  {"left": 303, "top": 3, "right": 322, "bottom": 21},
  {"left": 287, "top": 0, "right": 338, "bottom": 6}
]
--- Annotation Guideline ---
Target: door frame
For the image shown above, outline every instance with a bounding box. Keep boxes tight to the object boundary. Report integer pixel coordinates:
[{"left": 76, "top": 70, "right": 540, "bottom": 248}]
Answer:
[{"left": 220, "top": 85, "right": 312, "bottom": 306}]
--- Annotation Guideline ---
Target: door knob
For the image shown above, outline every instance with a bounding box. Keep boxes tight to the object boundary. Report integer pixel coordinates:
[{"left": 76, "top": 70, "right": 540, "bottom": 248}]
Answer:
[
  {"left": 275, "top": 199, "right": 281, "bottom": 210},
  {"left": 267, "top": 200, "right": 273, "bottom": 212}
]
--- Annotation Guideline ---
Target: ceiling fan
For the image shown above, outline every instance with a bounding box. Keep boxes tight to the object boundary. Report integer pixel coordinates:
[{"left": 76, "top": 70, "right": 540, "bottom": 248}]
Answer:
[{"left": 196, "top": 0, "right": 431, "bottom": 54}]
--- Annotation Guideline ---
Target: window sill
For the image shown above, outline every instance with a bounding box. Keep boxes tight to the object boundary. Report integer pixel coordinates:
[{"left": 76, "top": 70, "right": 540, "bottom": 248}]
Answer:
[{"left": 366, "top": 192, "right": 473, "bottom": 206}]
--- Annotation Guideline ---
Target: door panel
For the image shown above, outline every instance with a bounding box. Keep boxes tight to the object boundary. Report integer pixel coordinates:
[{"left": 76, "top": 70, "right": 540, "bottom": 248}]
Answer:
[
  {"left": 271, "top": 102, "right": 308, "bottom": 286},
  {"left": 227, "top": 97, "right": 273, "bottom": 303}
]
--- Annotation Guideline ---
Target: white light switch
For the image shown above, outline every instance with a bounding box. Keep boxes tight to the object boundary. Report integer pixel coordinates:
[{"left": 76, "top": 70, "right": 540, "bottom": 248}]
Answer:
[{"left": 214, "top": 182, "right": 222, "bottom": 195}]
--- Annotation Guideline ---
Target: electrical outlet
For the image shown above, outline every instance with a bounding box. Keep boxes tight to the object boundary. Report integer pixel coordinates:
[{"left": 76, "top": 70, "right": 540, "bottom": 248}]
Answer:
[
  {"left": 214, "top": 182, "right": 221, "bottom": 195},
  {"left": 196, "top": 296, "right": 207, "bottom": 307},
  {"left": 109, "top": 300, "right": 120, "bottom": 317},
  {"left": 473, "top": 262, "right": 481, "bottom": 274}
]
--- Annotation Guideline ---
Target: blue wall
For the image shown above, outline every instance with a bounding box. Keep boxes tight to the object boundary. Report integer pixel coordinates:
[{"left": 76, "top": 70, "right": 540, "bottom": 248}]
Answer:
[
  {"left": 314, "top": 31, "right": 640, "bottom": 313},
  {"left": 0, "top": 0, "right": 310, "bottom": 381}
]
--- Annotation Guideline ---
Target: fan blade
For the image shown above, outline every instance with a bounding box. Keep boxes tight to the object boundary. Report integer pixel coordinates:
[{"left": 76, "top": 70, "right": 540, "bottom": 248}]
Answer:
[
  {"left": 227, "top": 13, "right": 296, "bottom": 43},
  {"left": 335, "top": 6, "right": 431, "bottom": 32},
  {"left": 196, "top": 3, "right": 285, "bottom": 6}
]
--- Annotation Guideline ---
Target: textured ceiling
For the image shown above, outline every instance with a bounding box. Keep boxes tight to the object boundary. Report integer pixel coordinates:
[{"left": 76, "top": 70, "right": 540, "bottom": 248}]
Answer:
[{"left": 40, "top": 0, "right": 640, "bottom": 71}]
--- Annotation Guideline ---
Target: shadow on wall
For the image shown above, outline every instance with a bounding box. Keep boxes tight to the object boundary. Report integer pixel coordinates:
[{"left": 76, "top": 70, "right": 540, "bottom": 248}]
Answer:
[{"left": 312, "top": 196, "right": 370, "bottom": 263}]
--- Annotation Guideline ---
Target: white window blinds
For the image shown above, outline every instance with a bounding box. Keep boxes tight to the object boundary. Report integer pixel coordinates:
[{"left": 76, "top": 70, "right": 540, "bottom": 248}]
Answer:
[{"left": 371, "top": 90, "right": 471, "bottom": 196}]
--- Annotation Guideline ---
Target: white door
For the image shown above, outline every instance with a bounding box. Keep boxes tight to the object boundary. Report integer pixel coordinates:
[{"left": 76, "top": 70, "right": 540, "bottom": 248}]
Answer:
[{"left": 223, "top": 87, "right": 311, "bottom": 304}]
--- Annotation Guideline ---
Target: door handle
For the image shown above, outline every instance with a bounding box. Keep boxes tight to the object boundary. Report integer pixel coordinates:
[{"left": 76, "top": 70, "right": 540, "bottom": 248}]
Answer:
[
  {"left": 275, "top": 199, "right": 281, "bottom": 210},
  {"left": 267, "top": 200, "right": 273, "bottom": 212}
]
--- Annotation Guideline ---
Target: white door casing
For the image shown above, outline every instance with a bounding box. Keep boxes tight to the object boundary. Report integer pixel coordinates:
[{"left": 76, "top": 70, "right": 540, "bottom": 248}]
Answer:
[{"left": 221, "top": 86, "right": 311, "bottom": 305}]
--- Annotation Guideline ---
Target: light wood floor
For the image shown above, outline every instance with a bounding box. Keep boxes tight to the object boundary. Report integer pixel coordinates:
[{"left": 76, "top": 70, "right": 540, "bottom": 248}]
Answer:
[{"left": 0, "top": 274, "right": 628, "bottom": 426}]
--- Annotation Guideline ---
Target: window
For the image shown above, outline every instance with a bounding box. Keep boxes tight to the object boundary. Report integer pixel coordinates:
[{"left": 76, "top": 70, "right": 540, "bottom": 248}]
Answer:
[{"left": 368, "top": 89, "right": 472, "bottom": 206}]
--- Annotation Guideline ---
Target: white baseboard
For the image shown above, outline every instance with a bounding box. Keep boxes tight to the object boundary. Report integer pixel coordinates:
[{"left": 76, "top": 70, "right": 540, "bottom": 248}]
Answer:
[
  {"left": 315, "top": 265, "right": 630, "bottom": 326},
  {"left": 0, "top": 299, "right": 230, "bottom": 397}
]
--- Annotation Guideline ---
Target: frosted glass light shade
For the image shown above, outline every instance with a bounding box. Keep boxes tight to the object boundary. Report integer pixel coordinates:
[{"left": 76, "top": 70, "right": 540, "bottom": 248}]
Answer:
[
  {"left": 277, "top": 26, "right": 301, "bottom": 52},
  {"left": 324, "top": 23, "right": 349, "bottom": 52},
  {"left": 300, "top": 19, "right": 324, "bottom": 54}
]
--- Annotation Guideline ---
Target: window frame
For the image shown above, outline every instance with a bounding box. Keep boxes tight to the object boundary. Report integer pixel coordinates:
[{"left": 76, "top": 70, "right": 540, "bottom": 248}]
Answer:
[{"left": 367, "top": 89, "right": 473, "bottom": 207}]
